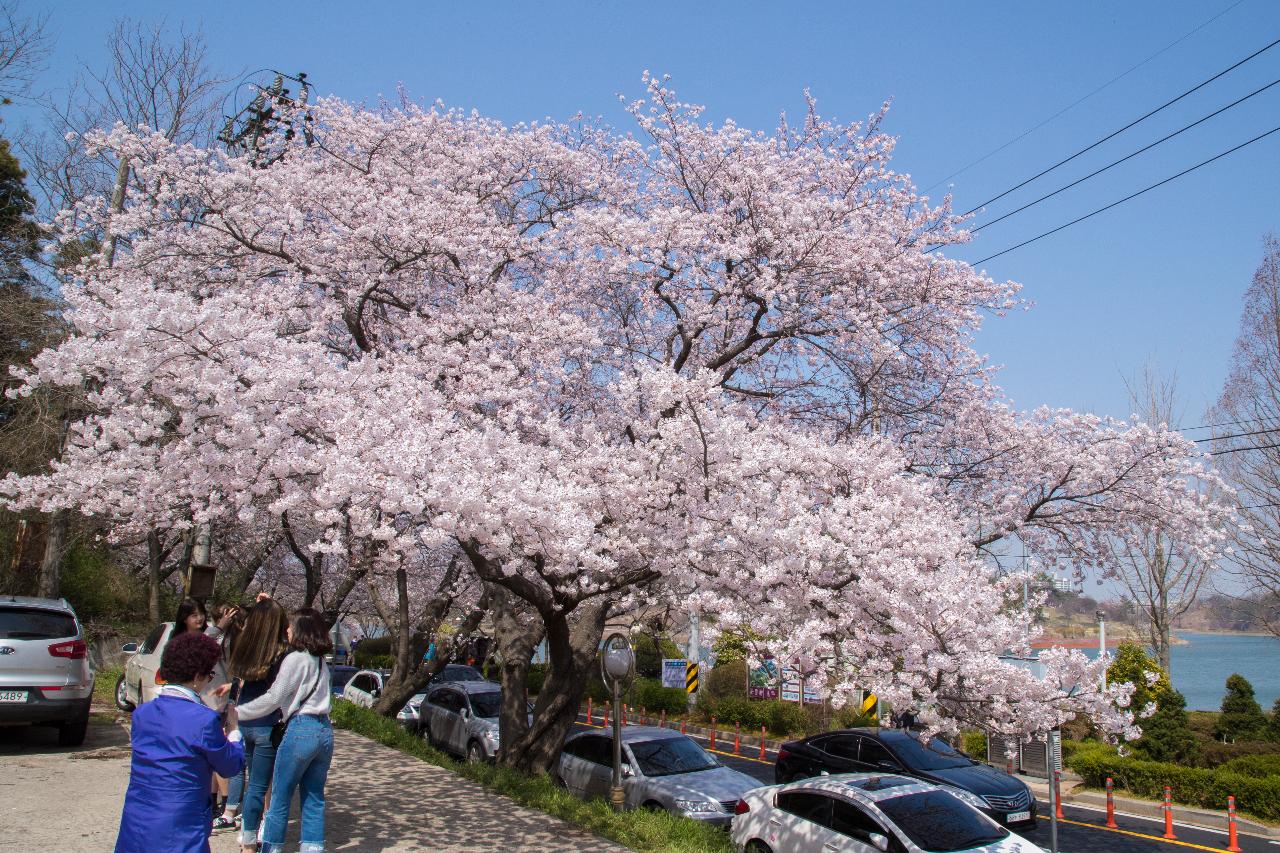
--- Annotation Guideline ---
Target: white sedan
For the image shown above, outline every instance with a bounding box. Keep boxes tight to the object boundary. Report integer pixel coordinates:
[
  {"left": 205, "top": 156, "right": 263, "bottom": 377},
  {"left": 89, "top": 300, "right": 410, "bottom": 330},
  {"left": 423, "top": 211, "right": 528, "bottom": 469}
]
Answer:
[
  {"left": 340, "top": 669, "right": 388, "bottom": 708},
  {"left": 730, "top": 773, "right": 1043, "bottom": 853}
]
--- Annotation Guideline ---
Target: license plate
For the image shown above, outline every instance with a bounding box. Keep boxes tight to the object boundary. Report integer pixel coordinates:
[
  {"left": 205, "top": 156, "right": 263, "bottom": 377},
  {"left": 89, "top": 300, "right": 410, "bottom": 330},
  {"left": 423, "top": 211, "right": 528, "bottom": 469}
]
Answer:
[
  {"left": 1006, "top": 810, "right": 1031, "bottom": 823},
  {"left": 0, "top": 690, "right": 28, "bottom": 703}
]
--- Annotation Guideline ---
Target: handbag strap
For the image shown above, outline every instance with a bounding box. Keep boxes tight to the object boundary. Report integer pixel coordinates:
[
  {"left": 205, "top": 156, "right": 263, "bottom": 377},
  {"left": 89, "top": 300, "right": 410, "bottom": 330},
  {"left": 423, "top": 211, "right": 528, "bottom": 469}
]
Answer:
[{"left": 282, "top": 657, "right": 325, "bottom": 725}]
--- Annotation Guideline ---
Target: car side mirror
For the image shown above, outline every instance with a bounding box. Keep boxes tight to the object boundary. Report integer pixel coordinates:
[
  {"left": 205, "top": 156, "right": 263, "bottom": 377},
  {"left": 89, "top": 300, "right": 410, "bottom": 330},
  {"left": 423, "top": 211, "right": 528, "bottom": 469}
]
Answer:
[
  {"left": 622, "top": 764, "right": 635, "bottom": 778},
  {"left": 121, "top": 642, "right": 139, "bottom": 654},
  {"left": 868, "top": 832, "right": 890, "bottom": 852},
  {"left": 371, "top": 688, "right": 381, "bottom": 699}
]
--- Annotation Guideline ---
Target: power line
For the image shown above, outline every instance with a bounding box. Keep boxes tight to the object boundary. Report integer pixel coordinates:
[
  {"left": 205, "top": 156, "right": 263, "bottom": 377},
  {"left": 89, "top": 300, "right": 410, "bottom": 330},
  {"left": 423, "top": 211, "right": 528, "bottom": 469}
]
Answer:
[
  {"left": 972, "top": 122, "right": 1280, "bottom": 265},
  {"left": 1211, "top": 440, "right": 1280, "bottom": 456},
  {"left": 970, "top": 77, "right": 1280, "bottom": 235},
  {"left": 961, "top": 34, "right": 1280, "bottom": 217},
  {"left": 1178, "top": 415, "right": 1280, "bottom": 432},
  {"left": 1193, "top": 426, "right": 1280, "bottom": 443},
  {"left": 921, "top": 0, "right": 1249, "bottom": 194}
]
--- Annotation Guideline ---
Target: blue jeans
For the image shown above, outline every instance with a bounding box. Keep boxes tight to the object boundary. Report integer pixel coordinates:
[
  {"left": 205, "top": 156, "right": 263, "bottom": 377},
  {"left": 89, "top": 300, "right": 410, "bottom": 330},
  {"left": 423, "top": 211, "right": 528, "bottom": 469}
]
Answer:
[
  {"left": 261, "top": 715, "right": 333, "bottom": 853},
  {"left": 238, "top": 722, "right": 278, "bottom": 845}
]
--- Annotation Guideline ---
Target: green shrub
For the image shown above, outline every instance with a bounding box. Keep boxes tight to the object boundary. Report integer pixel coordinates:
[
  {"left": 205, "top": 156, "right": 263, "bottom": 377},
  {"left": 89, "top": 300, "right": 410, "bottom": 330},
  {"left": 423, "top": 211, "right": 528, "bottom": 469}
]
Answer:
[
  {"left": 1217, "top": 674, "right": 1268, "bottom": 741},
  {"left": 1200, "top": 739, "right": 1280, "bottom": 768},
  {"left": 704, "top": 660, "right": 747, "bottom": 700},
  {"left": 633, "top": 634, "right": 682, "bottom": 679},
  {"left": 1268, "top": 697, "right": 1280, "bottom": 743},
  {"left": 695, "top": 695, "right": 809, "bottom": 736},
  {"left": 1221, "top": 753, "right": 1280, "bottom": 777},
  {"left": 353, "top": 636, "right": 393, "bottom": 668},
  {"left": 631, "top": 678, "right": 688, "bottom": 715},
  {"left": 962, "top": 731, "right": 988, "bottom": 759},
  {"left": 1068, "top": 747, "right": 1280, "bottom": 821}
]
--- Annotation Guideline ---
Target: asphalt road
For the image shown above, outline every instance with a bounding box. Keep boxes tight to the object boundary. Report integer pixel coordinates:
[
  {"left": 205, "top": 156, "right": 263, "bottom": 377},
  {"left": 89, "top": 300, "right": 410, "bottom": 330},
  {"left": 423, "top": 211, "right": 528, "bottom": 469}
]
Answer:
[{"left": 572, "top": 714, "right": 1276, "bottom": 853}]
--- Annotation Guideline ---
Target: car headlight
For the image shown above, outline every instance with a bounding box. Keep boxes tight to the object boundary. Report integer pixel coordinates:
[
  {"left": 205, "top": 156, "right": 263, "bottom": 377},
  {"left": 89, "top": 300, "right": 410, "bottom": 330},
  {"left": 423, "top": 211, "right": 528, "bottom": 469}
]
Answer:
[
  {"left": 673, "top": 799, "right": 722, "bottom": 814},
  {"left": 482, "top": 728, "right": 498, "bottom": 742},
  {"left": 942, "top": 786, "right": 990, "bottom": 810}
]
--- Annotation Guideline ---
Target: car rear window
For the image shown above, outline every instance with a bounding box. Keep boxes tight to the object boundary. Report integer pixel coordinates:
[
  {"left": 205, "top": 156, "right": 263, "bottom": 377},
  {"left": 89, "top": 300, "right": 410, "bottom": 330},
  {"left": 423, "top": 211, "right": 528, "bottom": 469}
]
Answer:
[
  {"left": 0, "top": 607, "right": 77, "bottom": 640},
  {"left": 877, "top": 790, "right": 1008, "bottom": 852}
]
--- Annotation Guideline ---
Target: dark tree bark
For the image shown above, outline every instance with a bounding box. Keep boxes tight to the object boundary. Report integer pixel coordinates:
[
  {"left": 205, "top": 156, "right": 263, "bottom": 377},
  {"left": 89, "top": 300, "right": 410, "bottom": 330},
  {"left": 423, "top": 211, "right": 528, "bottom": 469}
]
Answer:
[{"left": 368, "top": 555, "right": 490, "bottom": 718}]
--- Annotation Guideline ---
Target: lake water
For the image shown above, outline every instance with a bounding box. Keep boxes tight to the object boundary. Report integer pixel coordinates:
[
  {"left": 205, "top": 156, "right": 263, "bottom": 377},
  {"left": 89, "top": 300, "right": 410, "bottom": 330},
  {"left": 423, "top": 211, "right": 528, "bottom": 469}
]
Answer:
[{"left": 1078, "top": 631, "right": 1280, "bottom": 712}]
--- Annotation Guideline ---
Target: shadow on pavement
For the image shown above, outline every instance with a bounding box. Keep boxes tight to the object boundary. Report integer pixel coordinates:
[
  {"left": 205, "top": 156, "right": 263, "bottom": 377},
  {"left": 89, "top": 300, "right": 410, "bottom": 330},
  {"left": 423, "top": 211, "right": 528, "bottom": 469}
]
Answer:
[{"left": 251, "top": 730, "right": 627, "bottom": 853}]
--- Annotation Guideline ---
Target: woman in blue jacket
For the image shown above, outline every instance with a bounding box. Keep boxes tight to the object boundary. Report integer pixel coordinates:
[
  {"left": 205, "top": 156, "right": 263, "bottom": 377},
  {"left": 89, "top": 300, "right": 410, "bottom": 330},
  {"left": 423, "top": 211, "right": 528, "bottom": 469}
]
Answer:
[{"left": 116, "top": 630, "right": 246, "bottom": 853}]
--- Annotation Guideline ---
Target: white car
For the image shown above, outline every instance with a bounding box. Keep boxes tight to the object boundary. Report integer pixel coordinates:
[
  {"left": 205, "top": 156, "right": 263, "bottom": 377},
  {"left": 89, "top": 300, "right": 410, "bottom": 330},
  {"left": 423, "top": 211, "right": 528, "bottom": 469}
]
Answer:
[
  {"left": 341, "top": 669, "right": 389, "bottom": 707},
  {"left": 731, "top": 773, "right": 1043, "bottom": 853},
  {"left": 116, "top": 621, "right": 175, "bottom": 710}
]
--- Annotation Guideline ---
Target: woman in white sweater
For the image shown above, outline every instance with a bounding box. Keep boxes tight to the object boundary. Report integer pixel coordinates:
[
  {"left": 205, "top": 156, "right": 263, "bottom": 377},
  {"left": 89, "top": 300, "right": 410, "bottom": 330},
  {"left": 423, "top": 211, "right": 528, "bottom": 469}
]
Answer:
[{"left": 232, "top": 608, "right": 333, "bottom": 853}]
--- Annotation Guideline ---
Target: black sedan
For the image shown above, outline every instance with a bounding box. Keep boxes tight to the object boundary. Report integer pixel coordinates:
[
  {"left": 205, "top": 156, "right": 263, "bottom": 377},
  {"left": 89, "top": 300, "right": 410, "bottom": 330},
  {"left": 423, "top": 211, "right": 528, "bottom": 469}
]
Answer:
[{"left": 774, "top": 727, "right": 1037, "bottom": 830}]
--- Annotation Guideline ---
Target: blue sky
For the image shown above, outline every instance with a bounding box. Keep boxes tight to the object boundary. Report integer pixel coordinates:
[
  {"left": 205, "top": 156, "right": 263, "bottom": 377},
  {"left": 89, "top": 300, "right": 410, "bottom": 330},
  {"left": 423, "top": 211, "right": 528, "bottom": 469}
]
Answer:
[{"left": 17, "top": 0, "right": 1280, "bottom": 427}]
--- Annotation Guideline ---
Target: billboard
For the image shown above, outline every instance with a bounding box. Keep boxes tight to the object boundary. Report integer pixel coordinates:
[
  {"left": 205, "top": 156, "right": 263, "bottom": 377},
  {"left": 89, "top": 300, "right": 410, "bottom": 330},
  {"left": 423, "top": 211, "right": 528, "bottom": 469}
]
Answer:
[
  {"left": 661, "top": 658, "right": 687, "bottom": 690},
  {"left": 748, "top": 657, "right": 780, "bottom": 699}
]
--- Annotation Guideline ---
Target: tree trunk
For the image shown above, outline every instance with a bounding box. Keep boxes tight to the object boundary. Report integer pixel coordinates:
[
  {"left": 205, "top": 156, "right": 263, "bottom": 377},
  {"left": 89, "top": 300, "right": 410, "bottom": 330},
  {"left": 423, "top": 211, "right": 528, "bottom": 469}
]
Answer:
[
  {"left": 147, "top": 530, "right": 163, "bottom": 623},
  {"left": 36, "top": 509, "right": 66, "bottom": 598},
  {"left": 497, "top": 597, "right": 608, "bottom": 776}
]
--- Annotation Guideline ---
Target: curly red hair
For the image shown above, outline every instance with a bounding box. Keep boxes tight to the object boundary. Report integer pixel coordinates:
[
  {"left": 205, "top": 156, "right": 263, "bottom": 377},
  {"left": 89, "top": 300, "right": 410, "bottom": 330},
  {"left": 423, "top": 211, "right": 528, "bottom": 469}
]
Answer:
[{"left": 159, "top": 630, "right": 223, "bottom": 684}]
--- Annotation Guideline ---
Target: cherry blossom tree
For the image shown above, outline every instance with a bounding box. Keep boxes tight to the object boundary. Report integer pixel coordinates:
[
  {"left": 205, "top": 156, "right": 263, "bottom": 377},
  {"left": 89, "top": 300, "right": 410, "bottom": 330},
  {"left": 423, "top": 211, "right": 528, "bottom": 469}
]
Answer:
[{"left": 0, "top": 78, "right": 1228, "bottom": 774}]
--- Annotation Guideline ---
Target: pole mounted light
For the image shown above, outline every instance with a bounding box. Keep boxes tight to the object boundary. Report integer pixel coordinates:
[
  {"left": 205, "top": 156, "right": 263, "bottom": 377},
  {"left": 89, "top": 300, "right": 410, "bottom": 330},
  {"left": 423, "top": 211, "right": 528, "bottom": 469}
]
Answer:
[{"left": 600, "top": 632, "right": 635, "bottom": 812}]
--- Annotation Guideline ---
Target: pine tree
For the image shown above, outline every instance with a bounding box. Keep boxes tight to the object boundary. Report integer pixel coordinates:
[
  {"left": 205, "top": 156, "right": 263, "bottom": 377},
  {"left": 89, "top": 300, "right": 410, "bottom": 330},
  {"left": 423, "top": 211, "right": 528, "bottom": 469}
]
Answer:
[
  {"left": 1215, "top": 673, "right": 1268, "bottom": 741},
  {"left": 1107, "top": 642, "right": 1198, "bottom": 762},
  {"left": 1266, "top": 697, "right": 1280, "bottom": 743}
]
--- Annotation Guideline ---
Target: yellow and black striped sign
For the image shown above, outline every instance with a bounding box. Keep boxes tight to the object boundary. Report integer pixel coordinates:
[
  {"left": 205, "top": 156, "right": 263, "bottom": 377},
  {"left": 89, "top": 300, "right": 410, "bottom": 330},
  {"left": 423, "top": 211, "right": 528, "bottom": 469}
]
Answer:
[
  {"left": 860, "top": 692, "right": 877, "bottom": 715},
  {"left": 685, "top": 662, "right": 699, "bottom": 694}
]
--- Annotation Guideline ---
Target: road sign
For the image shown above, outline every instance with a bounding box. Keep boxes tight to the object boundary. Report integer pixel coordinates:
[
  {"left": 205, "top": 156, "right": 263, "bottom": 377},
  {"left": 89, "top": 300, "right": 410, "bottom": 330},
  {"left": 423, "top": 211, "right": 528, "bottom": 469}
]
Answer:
[
  {"left": 685, "top": 661, "right": 699, "bottom": 694},
  {"left": 661, "top": 659, "right": 686, "bottom": 689},
  {"left": 860, "top": 692, "right": 877, "bottom": 715}
]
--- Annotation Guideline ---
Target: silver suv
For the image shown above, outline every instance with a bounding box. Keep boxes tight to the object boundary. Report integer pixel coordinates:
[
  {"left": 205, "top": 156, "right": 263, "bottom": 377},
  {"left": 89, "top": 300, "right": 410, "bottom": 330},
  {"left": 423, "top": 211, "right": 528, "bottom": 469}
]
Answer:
[{"left": 0, "top": 596, "right": 95, "bottom": 746}]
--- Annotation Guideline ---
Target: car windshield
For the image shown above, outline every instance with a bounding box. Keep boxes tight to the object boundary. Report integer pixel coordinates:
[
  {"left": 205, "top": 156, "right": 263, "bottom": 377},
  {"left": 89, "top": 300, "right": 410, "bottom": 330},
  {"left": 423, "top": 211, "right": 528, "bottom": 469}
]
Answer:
[
  {"left": 0, "top": 607, "right": 76, "bottom": 640},
  {"left": 885, "top": 733, "right": 971, "bottom": 771},
  {"left": 877, "top": 791, "right": 1008, "bottom": 852},
  {"left": 469, "top": 692, "right": 502, "bottom": 718},
  {"left": 443, "top": 665, "right": 484, "bottom": 681},
  {"left": 629, "top": 737, "right": 720, "bottom": 777},
  {"left": 330, "top": 668, "right": 357, "bottom": 690}
]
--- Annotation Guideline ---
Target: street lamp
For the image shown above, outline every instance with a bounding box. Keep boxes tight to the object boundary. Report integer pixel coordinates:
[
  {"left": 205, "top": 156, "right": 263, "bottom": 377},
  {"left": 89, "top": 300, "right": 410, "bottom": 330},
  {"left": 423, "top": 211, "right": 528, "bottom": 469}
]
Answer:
[
  {"left": 601, "top": 632, "right": 635, "bottom": 812},
  {"left": 1096, "top": 609, "right": 1107, "bottom": 689}
]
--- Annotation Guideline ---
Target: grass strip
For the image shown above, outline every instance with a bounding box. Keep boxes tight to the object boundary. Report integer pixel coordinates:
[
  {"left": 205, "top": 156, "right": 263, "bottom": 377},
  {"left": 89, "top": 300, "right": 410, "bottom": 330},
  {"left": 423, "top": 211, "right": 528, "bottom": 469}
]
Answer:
[
  {"left": 331, "top": 700, "right": 734, "bottom": 853},
  {"left": 93, "top": 665, "right": 123, "bottom": 708}
]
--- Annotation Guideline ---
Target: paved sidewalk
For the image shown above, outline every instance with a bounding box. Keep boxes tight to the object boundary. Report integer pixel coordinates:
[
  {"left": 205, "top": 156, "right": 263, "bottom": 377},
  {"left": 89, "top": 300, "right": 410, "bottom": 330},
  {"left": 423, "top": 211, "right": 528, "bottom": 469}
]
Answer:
[{"left": 1, "top": 716, "right": 629, "bottom": 852}]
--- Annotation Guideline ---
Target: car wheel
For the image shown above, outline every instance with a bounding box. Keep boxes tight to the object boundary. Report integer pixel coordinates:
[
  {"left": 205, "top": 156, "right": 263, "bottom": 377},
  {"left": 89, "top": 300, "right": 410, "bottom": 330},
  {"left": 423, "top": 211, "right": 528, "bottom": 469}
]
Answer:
[
  {"left": 745, "top": 841, "right": 773, "bottom": 853},
  {"left": 466, "top": 740, "right": 484, "bottom": 763},
  {"left": 641, "top": 801, "right": 664, "bottom": 812},
  {"left": 114, "top": 674, "right": 135, "bottom": 712},
  {"left": 58, "top": 717, "right": 88, "bottom": 747}
]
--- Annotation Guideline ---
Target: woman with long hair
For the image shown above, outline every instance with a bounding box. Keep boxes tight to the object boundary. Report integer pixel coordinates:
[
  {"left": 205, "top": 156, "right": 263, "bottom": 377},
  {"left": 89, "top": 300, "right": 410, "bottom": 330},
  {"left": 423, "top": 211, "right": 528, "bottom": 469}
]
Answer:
[
  {"left": 116, "top": 632, "right": 244, "bottom": 852},
  {"left": 175, "top": 598, "right": 208, "bottom": 636},
  {"left": 233, "top": 608, "right": 333, "bottom": 853},
  {"left": 214, "top": 599, "right": 289, "bottom": 847}
]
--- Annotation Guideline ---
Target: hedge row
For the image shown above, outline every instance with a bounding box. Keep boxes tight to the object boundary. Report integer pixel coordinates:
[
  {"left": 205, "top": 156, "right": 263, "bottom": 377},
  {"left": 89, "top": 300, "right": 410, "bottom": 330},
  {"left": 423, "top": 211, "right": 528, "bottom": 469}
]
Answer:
[{"left": 1068, "top": 749, "right": 1280, "bottom": 821}]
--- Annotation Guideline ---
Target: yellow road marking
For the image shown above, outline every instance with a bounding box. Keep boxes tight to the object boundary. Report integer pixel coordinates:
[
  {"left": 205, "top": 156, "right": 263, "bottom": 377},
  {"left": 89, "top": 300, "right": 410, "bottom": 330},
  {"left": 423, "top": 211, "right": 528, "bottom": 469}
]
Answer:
[{"left": 1038, "top": 813, "right": 1228, "bottom": 852}]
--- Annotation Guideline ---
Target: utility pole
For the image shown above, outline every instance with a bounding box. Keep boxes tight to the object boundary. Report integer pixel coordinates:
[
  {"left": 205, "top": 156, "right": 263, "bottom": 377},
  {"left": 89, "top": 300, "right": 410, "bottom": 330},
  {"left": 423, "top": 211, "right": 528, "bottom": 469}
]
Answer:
[
  {"left": 686, "top": 611, "right": 700, "bottom": 711},
  {"left": 1097, "top": 609, "right": 1107, "bottom": 690}
]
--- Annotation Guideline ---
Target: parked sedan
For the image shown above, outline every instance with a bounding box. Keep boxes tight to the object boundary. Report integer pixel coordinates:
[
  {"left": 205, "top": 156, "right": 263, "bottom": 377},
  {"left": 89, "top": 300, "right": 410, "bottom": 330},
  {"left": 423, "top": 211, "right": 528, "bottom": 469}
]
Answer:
[
  {"left": 341, "top": 669, "right": 390, "bottom": 708},
  {"left": 731, "top": 773, "right": 1042, "bottom": 853},
  {"left": 775, "top": 728, "right": 1036, "bottom": 830},
  {"left": 116, "top": 621, "right": 174, "bottom": 710},
  {"left": 417, "top": 681, "right": 510, "bottom": 762},
  {"left": 557, "top": 726, "right": 760, "bottom": 827},
  {"left": 329, "top": 664, "right": 359, "bottom": 698}
]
